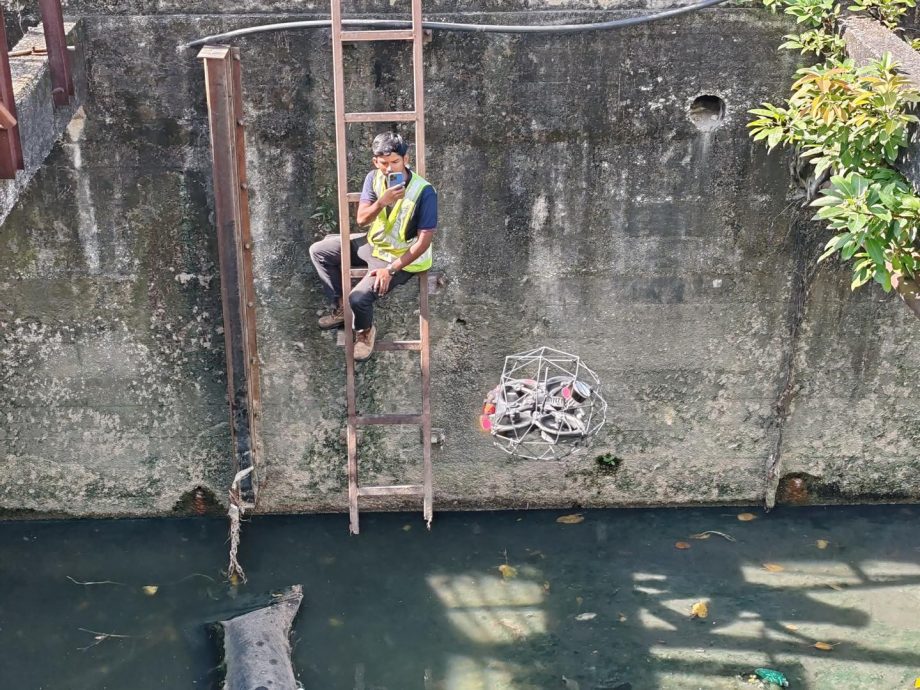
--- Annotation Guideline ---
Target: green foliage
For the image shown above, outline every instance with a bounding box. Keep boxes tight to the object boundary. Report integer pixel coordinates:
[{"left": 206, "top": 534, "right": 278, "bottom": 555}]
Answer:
[
  {"left": 595, "top": 453, "right": 623, "bottom": 471},
  {"left": 812, "top": 172, "right": 920, "bottom": 289},
  {"left": 310, "top": 185, "right": 339, "bottom": 234},
  {"left": 779, "top": 28, "right": 846, "bottom": 57},
  {"left": 848, "top": 0, "right": 915, "bottom": 29},
  {"left": 749, "top": 56, "right": 920, "bottom": 177},
  {"left": 749, "top": 0, "right": 920, "bottom": 293}
]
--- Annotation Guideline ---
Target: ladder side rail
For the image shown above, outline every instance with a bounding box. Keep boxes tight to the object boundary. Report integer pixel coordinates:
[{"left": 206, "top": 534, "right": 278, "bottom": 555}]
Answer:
[
  {"left": 411, "top": 0, "right": 426, "bottom": 176},
  {"left": 420, "top": 271, "right": 433, "bottom": 525},
  {"left": 330, "top": 0, "right": 361, "bottom": 534},
  {"left": 413, "top": 0, "right": 431, "bottom": 525}
]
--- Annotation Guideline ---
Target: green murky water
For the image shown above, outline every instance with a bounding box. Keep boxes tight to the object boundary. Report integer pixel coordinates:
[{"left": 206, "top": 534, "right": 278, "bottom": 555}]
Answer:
[{"left": 2, "top": 506, "right": 920, "bottom": 689}]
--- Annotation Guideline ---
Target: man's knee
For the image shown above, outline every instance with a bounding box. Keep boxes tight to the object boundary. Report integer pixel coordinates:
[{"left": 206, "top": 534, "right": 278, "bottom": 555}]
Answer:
[
  {"left": 309, "top": 237, "right": 336, "bottom": 264},
  {"left": 349, "top": 284, "right": 375, "bottom": 310}
]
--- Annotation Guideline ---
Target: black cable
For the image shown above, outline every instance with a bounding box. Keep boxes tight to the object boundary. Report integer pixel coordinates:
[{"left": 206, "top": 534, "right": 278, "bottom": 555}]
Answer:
[{"left": 180, "top": 0, "right": 735, "bottom": 50}]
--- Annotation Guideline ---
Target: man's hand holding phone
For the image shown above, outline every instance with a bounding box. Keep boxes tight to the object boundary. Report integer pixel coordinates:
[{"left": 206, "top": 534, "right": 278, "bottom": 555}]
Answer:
[{"left": 379, "top": 171, "right": 405, "bottom": 206}]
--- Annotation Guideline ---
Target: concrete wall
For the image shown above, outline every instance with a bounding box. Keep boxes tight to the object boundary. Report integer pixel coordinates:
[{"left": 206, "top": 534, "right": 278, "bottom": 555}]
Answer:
[{"left": 1, "top": 0, "right": 918, "bottom": 517}]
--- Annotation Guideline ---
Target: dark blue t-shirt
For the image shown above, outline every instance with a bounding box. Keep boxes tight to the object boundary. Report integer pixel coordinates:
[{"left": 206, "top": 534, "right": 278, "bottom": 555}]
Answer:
[{"left": 359, "top": 169, "right": 437, "bottom": 240}]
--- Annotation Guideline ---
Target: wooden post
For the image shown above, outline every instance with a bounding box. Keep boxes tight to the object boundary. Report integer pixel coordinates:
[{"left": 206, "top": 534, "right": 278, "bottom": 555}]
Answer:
[
  {"left": 38, "top": 0, "right": 74, "bottom": 107},
  {"left": 198, "top": 45, "right": 261, "bottom": 504}
]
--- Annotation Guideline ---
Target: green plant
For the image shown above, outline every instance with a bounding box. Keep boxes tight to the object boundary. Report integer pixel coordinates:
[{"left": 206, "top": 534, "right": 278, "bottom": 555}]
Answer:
[
  {"left": 749, "top": 57, "right": 920, "bottom": 177},
  {"left": 595, "top": 453, "right": 623, "bottom": 470},
  {"left": 310, "top": 185, "right": 339, "bottom": 234},
  {"left": 848, "top": 0, "right": 915, "bottom": 28},
  {"left": 749, "top": 0, "right": 920, "bottom": 305}
]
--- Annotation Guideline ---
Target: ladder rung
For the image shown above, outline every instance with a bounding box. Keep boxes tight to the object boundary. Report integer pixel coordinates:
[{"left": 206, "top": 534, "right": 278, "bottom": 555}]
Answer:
[
  {"left": 336, "top": 331, "right": 421, "bottom": 351},
  {"left": 340, "top": 29, "right": 415, "bottom": 42},
  {"left": 375, "top": 340, "right": 422, "bottom": 351},
  {"left": 347, "top": 192, "right": 362, "bottom": 203},
  {"left": 356, "top": 414, "right": 422, "bottom": 425},
  {"left": 344, "top": 110, "right": 416, "bottom": 123},
  {"left": 357, "top": 484, "right": 424, "bottom": 497}
]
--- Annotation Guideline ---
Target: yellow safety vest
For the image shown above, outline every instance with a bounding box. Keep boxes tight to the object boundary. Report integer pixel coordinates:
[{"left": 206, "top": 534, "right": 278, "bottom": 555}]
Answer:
[{"left": 368, "top": 169, "right": 433, "bottom": 272}]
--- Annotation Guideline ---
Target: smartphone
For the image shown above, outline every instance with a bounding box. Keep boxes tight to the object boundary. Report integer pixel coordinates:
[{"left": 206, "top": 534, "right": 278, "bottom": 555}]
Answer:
[{"left": 387, "top": 171, "right": 405, "bottom": 188}]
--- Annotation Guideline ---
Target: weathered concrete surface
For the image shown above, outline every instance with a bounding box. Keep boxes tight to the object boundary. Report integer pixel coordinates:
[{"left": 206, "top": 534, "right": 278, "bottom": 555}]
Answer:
[
  {"left": 0, "top": 1, "right": 917, "bottom": 517},
  {"left": 0, "top": 22, "right": 86, "bottom": 227}
]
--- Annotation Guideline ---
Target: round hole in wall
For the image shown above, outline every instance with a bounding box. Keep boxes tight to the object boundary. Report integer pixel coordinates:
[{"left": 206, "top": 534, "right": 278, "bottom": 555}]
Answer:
[{"left": 689, "top": 95, "right": 725, "bottom": 131}]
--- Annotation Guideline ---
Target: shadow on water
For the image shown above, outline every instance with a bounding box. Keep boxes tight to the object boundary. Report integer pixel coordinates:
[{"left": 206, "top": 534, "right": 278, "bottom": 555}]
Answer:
[{"left": 2, "top": 505, "right": 920, "bottom": 689}]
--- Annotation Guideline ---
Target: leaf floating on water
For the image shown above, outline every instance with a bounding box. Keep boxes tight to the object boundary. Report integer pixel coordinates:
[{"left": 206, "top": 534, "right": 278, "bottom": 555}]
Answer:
[
  {"left": 402, "top": 524, "right": 412, "bottom": 532},
  {"left": 576, "top": 596, "right": 584, "bottom": 607},
  {"left": 813, "top": 641, "right": 835, "bottom": 651},
  {"left": 557, "top": 513, "right": 585, "bottom": 525},
  {"left": 498, "top": 564, "right": 518, "bottom": 580},
  {"left": 675, "top": 541, "right": 692, "bottom": 550},
  {"left": 328, "top": 617, "right": 344, "bottom": 628},
  {"left": 762, "top": 563, "right": 785, "bottom": 572},
  {"left": 816, "top": 539, "right": 829, "bottom": 549},
  {"left": 783, "top": 623, "right": 799, "bottom": 631},
  {"left": 618, "top": 612, "right": 628, "bottom": 622},
  {"left": 142, "top": 585, "right": 159, "bottom": 596},
  {"left": 690, "top": 601, "right": 709, "bottom": 619},
  {"left": 575, "top": 612, "right": 597, "bottom": 621},
  {"left": 737, "top": 512, "right": 757, "bottom": 522}
]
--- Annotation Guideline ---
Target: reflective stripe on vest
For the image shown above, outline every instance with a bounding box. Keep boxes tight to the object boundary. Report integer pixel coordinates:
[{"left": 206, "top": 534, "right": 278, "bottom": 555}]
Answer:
[{"left": 368, "top": 169, "right": 433, "bottom": 272}]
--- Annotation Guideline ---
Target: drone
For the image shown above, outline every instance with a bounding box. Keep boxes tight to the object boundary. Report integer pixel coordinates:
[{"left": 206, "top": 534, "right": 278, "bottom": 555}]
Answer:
[{"left": 480, "top": 347, "right": 607, "bottom": 460}]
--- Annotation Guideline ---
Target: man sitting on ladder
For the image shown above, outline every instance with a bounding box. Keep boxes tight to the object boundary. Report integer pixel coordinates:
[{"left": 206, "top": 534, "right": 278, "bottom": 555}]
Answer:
[{"left": 309, "top": 131, "right": 438, "bottom": 361}]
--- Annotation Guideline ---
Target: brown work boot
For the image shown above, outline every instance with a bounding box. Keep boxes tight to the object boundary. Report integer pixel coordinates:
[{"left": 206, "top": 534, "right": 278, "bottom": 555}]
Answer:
[
  {"left": 353, "top": 325, "right": 376, "bottom": 361},
  {"left": 318, "top": 304, "right": 345, "bottom": 330}
]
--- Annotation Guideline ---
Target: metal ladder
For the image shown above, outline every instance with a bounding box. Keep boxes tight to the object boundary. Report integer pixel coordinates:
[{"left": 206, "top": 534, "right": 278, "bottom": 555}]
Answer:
[{"left": 330, "top": 0, "right": 432, "bottom": 535}]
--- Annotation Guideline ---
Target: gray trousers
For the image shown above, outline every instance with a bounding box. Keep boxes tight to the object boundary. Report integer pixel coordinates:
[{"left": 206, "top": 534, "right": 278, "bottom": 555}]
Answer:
[{"left": 308, "top": 233, "right": 414, "bottom": 330}]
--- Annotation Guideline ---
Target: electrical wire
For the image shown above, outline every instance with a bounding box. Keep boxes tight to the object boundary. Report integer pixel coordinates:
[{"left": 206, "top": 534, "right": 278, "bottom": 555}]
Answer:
[{"left": 180, "top": 0, "right": 735, "bottom": 50}]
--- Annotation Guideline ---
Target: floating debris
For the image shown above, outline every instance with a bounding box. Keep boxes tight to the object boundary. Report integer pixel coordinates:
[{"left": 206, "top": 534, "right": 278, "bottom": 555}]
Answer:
[
  {"left": 751, "top": 667, "right": 789, "bottom": 687},
  {"left": 690, "top": 601, "right": 709, "bottom": 619},
  {"left": 690, "top": 530, "right": 736, "bottom": 542},
  {"left": 557, "top": 513, "right": 585, "bottom": 524},
  {"left": 498, "top": 564, "right": 518, "bottom": 580}
]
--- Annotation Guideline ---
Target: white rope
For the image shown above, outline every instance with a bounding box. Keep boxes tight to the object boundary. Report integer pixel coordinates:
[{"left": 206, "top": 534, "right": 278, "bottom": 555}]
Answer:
[{"left": 227, "top": 466, "right": 254, "bottom": 584}]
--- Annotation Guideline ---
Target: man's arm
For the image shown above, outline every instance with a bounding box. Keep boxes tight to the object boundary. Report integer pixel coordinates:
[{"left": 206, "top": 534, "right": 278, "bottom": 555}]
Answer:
[
  {"left": 372, "top": 230, "right": 434, "bottom": 294},
  {"left": 357, "top": 185, "right": 404, "bottom": 226},
  {"left": 390, "top": 230, "right": 433, "bottom": 271}
]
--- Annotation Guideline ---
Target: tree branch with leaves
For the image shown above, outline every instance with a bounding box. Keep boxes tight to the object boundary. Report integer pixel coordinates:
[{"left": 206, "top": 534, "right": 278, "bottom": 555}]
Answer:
[{"left": 750, "top": 0, "right": 920, "bottom": 316}]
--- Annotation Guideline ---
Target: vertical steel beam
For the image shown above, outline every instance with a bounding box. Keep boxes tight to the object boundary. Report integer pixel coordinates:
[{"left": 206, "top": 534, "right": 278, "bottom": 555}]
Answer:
[
  {"left": 198, "top": 45, "right": 261, "bottom": 504},
  {"left": 38, "top": 0, "right": 74, "bottom": 107},
  {"left": 0, "top": 7, "right": 23, "bottom": 177}
]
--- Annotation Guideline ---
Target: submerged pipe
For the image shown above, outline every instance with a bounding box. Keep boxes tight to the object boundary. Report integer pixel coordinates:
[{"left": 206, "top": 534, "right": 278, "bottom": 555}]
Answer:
[{"left": 180, "top": 0, "right": 734, "bottom": 50}]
